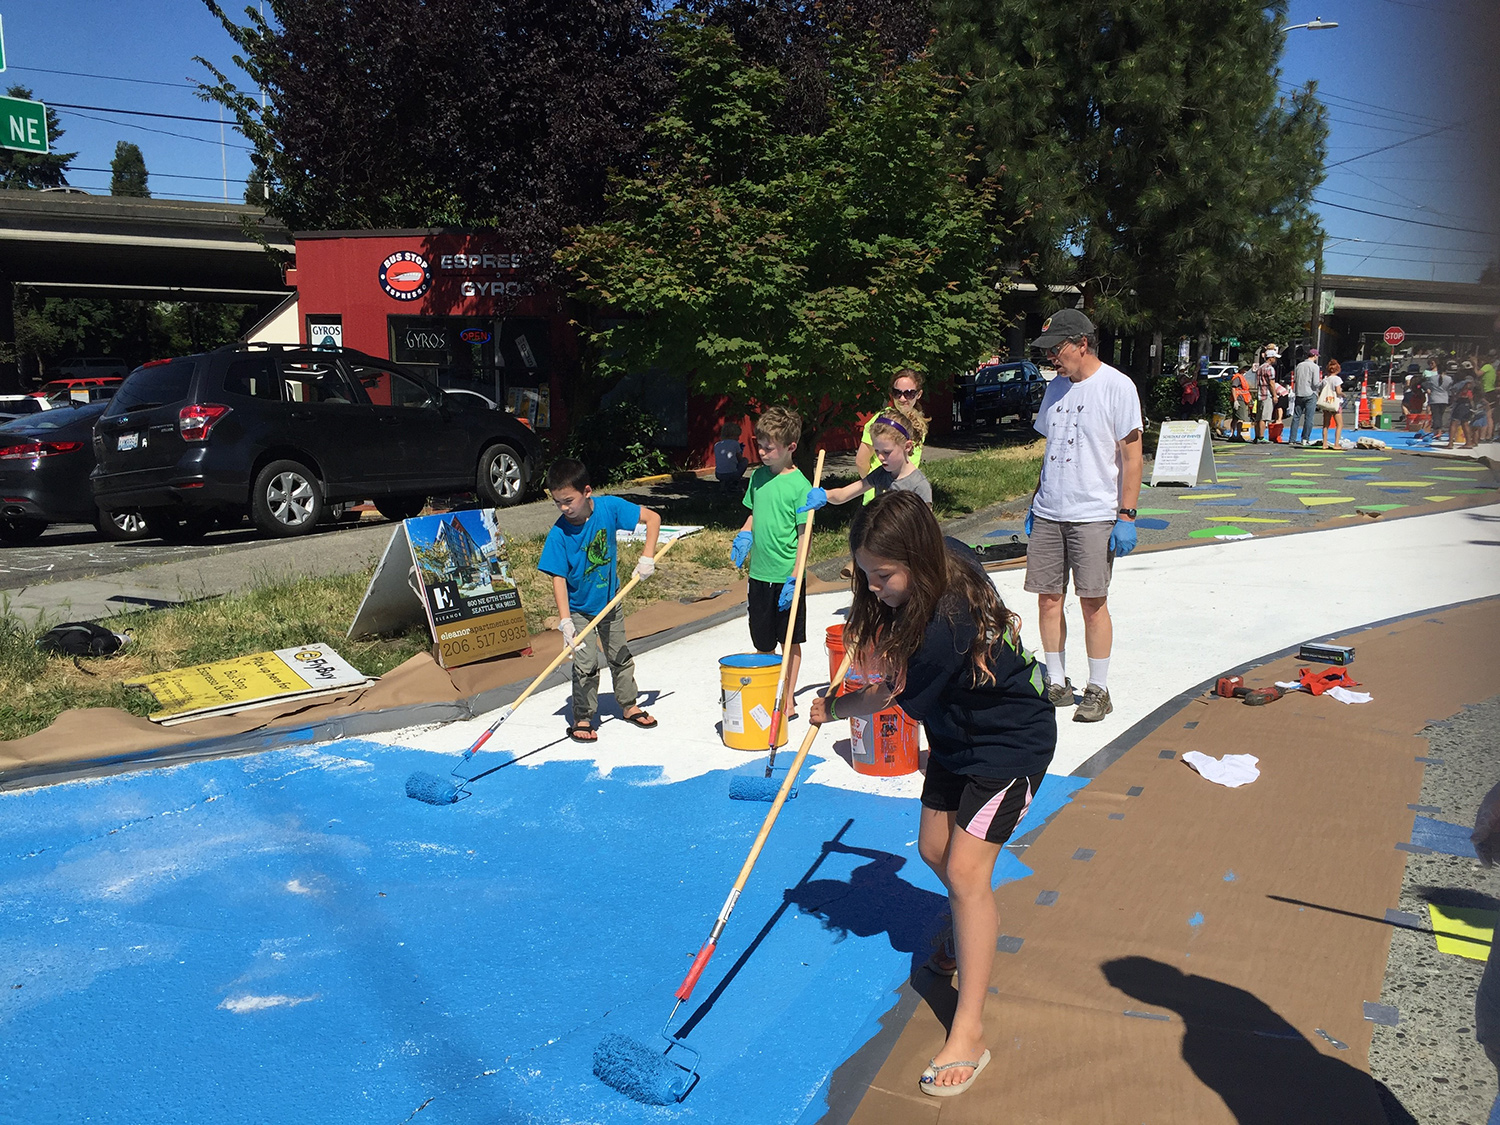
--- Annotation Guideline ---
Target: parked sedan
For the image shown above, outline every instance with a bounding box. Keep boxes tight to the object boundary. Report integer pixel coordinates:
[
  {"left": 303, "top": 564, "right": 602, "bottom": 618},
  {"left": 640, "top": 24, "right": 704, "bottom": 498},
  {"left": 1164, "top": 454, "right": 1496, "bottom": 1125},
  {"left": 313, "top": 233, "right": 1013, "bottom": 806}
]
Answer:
[
  {"left": 0, "top": 402, "right": 147, "bottom": 545},
  {"left": 91, "top": 344, "right": 544, "bottom": 540}
]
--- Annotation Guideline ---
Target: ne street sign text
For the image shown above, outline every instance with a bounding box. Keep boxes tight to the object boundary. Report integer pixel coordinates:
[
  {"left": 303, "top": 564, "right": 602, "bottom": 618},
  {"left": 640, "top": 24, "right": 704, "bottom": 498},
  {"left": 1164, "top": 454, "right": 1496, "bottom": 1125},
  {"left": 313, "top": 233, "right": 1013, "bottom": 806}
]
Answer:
[{"left": 0, "top": 96, "right": 49, "bottom": 155}]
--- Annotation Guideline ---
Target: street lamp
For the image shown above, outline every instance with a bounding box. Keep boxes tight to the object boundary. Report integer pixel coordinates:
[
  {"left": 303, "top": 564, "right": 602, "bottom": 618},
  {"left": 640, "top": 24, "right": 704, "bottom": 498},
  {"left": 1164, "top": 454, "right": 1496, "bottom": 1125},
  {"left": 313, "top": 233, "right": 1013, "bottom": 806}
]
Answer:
[{"left": 1282, "top": 18, "right": 1339, "bottom": 31}]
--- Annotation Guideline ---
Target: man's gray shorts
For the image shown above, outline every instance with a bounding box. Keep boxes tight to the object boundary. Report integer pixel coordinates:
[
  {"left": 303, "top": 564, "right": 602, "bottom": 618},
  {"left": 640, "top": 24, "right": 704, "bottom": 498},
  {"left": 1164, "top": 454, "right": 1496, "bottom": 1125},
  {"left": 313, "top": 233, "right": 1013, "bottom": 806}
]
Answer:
[
  {"left": 1024, "top": 517, "right": 1114, "bottom": 598},
  {"left": 1259, "top": 394, "right": 1275, "bottom": 421}
]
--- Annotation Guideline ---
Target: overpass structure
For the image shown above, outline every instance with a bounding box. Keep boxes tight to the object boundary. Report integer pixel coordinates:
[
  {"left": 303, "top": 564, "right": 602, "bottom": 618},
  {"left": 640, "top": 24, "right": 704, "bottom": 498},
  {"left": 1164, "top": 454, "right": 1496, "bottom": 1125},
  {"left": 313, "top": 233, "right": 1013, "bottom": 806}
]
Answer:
[
  {"left": 0, "top": 190, "right": 293, "bottom": 385},
  {"left": 1307, "top": 273, "right": 1500, "bottom": 357}
]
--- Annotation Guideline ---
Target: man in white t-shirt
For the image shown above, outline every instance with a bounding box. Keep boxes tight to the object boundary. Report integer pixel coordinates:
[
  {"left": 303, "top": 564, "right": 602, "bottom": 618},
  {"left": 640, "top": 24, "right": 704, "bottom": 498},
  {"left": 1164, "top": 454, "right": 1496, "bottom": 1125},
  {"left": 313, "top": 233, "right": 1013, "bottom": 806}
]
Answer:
[{"left": 1023, "top": 308, "right": 1144, "bottom": 723}]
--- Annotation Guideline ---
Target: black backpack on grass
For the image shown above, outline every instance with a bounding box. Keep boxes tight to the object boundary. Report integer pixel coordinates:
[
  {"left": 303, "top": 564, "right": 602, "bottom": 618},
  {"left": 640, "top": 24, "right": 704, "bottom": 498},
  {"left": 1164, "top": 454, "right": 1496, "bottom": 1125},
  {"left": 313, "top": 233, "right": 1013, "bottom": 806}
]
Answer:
[{"left": 37, "top": 622, "right": 128, "bottom": 658}]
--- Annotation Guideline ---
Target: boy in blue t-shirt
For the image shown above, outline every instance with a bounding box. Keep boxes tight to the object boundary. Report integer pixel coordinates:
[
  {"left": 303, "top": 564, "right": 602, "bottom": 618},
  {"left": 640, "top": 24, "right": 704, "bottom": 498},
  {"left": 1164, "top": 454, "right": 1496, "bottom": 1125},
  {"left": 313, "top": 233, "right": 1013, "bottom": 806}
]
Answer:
[{"left": 538, "top": 458, "right": 662, "bottom": 742}]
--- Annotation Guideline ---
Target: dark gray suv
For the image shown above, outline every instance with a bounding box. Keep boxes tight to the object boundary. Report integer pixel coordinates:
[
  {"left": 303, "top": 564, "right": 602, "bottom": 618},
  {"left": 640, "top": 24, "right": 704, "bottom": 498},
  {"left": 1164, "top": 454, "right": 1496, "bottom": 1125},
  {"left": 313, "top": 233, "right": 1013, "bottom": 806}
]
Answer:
[{"left": 91, "top": 344, "right": 543, "bottom": 540}]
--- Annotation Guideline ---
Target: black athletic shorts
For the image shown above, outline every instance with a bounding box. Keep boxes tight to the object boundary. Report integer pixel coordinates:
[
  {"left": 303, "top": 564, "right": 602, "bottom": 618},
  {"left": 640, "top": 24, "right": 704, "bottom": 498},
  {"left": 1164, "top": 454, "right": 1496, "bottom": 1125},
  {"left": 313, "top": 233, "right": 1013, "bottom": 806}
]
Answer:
[
  {"left": 747, "top": 577, "right": 807, "bottom": 652},
  {"left": 921, "top": 757, "right": 1046, "bottom": 844}
]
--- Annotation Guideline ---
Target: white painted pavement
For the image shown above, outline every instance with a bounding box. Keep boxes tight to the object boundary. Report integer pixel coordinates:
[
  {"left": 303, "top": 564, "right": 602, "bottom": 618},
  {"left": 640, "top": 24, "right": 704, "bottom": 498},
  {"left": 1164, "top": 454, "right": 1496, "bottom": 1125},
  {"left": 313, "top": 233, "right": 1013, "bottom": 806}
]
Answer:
[{"left": 365, "top": 503, "right": 1500, "bottom": 786}]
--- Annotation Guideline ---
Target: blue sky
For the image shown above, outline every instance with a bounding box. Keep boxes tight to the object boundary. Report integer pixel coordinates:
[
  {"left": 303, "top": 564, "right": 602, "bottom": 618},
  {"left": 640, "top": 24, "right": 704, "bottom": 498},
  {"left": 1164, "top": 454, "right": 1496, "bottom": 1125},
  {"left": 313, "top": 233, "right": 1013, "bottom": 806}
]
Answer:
[{"left": 4, "top": 1, "right": 1496, "bottom": 283}]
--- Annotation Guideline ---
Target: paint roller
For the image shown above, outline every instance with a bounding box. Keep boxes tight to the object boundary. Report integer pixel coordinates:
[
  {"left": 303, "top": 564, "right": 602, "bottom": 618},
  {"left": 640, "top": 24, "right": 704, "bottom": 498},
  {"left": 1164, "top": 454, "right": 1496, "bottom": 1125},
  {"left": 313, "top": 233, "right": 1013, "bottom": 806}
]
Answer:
[
  {"left": 729, "top": 449, "right": 825, "bottom": 802},
  {"left": 404, "top": 531, "right": 689, "bottom": 805},
  {"left": 592, "top": 651, "right": 854, "bottom": 1104}
]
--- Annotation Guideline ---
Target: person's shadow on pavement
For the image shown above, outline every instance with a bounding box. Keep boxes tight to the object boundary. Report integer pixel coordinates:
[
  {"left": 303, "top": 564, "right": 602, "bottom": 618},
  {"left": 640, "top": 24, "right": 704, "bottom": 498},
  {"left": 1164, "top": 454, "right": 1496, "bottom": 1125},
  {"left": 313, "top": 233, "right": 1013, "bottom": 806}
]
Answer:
[{"left": 1103, "top": 957, "right": 1416, "bottom": 1125}]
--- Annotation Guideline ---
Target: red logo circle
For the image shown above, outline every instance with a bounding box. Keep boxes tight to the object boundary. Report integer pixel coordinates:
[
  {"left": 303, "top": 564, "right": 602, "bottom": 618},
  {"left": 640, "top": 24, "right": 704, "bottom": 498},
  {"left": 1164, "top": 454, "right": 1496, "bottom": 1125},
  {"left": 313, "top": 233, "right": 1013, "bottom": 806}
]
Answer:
[{"left": 380, "top": 252, "right": 431, "bottom": 301}]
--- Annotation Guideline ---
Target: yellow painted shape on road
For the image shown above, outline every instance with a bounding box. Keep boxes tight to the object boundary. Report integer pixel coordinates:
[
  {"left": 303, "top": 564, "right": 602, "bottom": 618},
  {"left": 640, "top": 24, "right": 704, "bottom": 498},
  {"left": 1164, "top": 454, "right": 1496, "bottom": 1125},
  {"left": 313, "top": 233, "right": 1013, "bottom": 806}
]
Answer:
[
  {"left": 1187, "top": 493, "right": 1237, "bottom": 500},
  {"left": 1299, "top": 496, "right": 1354, "bottom": 507},
  {"left": 1290, "top": 472, "right": 1330, "bottom": 477},
  {"left": 1425, "top": 495, "right": 1455, "bottom": 502},
  {"left": 1428, "top": 904, "right": 1496, "bottom": 961}
]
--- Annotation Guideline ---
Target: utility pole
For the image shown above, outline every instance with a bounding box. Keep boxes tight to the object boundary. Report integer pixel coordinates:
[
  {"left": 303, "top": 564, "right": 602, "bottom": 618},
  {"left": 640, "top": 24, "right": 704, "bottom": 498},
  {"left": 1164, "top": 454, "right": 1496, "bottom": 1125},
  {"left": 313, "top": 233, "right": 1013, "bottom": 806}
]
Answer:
[{"left": 1309, "top": 231, "right": 1324, "bottom": 355}]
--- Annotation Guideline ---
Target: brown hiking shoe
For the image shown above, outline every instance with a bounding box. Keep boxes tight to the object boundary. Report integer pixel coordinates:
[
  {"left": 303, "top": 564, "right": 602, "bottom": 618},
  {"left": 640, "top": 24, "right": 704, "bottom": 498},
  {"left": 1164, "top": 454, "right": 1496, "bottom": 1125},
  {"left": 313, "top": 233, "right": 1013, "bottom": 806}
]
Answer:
[
  {"left": 1045, "top": 678, "right": 1075, "bottom": 707},
  {"left": 1073, "top": 684, "right": 1113, "bottom": 723}
]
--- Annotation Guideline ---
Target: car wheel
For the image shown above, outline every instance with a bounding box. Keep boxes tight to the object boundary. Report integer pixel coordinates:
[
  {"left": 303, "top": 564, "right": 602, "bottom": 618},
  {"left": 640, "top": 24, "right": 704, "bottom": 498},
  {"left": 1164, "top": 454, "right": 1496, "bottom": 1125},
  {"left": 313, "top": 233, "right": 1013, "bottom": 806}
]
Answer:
[
  {"left": 0, "top": 518, "right": 46, "bottom": 546},
  {"left": 143, "top": 511, "right": 217, "bottom": 543},
  {"left": 251, "top": 459, "right": 324, "bottom": 537},
  {"left": 477, "top": 443, "right": 526, "bottom": 507},
  {"left": 96, "top": 507, "right": 149, "bottom": 542},
  {"left": 375, "top": 496, "right": 426, "bottom": 523}
]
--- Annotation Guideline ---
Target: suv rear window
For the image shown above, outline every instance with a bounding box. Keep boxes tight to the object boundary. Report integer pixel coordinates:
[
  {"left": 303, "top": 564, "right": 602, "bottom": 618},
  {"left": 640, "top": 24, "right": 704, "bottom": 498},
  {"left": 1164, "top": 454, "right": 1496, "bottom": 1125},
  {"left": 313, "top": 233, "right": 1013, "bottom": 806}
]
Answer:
[
  {"left": 106, "top": 359, "right": 196, "bottom": 414},
  {"left": 223, "top": 355, "right": 281, "bottom": 400}
]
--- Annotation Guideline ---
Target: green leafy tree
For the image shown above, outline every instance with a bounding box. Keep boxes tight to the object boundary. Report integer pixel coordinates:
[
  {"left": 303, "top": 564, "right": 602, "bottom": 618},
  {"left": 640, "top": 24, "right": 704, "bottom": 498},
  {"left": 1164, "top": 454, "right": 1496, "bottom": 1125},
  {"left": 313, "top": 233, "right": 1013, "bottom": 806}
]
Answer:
[
  {"left": 931, "top": 1, "right": 1326, "bottom": 339},
  {"left": 559, "top": 15, "right": 1008, "bottom": 430},
  {"left": 243, "top": 167, "right": 269, "bottom": 206},
  {"left": 0, "top": 86, "right": 76, "bottom": 189},
  {"left": 110, "top": 141, "right": 150, "bottom": 197}
]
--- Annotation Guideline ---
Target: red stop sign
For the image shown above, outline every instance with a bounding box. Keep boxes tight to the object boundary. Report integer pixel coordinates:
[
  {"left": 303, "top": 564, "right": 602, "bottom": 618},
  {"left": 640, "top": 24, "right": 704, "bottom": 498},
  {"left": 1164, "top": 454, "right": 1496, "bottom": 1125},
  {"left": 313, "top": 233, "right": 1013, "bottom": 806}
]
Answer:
[{"left": 1384, "top": 326, "right": 1405, "bottom": 346}]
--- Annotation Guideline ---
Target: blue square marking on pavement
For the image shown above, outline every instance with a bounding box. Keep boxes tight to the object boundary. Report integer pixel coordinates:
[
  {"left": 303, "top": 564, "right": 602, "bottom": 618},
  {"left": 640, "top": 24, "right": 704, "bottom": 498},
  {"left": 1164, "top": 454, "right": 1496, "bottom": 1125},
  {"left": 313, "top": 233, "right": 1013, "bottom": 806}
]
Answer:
[
  {"left": 1158, "top": 750, "right": 1176, "bottom": 759},
  {"left": 1195, "top": 497, "right": 1258, "bottom": 507},
  {"left": 1035, "top": 890, "right": 1059, "bottom": 906},
  {"left": 1127, "top": 786, "right": 1144, "bottom": 797},
  {"left": 1409, "top": 816, "right": 1479, "bottom": 859},
  {"left": 1183, "top": 721, "right": 1199, "bottom": 729},
  {"left": 995, "top": 935, "right": 1025, "bottom": 954},
  {"left": 1108, "top": 813, "right": 1125, "bottom": 821},
  {"left": 1072, "top": 848, "right": 1096, "bottom": 862},
  {"left": 1135, "top": 517, "right": 1170, "bottom": 530}
]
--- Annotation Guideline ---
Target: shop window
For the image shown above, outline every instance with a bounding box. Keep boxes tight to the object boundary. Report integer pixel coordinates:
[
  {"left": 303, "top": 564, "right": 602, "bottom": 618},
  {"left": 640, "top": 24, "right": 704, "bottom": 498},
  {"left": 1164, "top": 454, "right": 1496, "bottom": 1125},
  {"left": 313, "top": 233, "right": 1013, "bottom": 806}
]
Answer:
[{"left": 223, "top": 355, "right": 281, "bottom": 401}]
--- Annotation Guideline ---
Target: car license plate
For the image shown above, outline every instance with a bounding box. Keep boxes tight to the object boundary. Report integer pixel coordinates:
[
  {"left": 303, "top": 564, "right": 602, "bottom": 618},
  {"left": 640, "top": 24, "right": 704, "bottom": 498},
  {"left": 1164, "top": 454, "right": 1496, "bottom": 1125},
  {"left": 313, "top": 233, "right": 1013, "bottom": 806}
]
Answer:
[{"left": 116, "top": 432, "right": 140, "bottom": 451}]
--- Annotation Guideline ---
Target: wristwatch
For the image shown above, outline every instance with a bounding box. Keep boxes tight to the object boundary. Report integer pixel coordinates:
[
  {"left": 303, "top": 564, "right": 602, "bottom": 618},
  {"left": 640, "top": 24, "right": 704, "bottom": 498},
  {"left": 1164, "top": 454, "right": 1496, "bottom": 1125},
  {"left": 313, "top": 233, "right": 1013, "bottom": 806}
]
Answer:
[{"left": 1117, "top": 508, "right": 1137, "bottom": 519}]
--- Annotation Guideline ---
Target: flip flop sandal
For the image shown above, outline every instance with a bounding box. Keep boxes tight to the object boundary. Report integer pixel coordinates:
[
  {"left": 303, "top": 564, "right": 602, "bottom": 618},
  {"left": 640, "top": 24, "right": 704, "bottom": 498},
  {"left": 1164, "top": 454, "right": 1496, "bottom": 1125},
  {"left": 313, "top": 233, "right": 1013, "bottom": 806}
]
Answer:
[
  {"left": 566, "top": 722, "right": 598, "bottom": 743},
  {"left": 919, "top": 1049, "right": 991, "bottom": 1097},
  {"left": 622, "top": 711, "right": 658, "bottom": 729}
]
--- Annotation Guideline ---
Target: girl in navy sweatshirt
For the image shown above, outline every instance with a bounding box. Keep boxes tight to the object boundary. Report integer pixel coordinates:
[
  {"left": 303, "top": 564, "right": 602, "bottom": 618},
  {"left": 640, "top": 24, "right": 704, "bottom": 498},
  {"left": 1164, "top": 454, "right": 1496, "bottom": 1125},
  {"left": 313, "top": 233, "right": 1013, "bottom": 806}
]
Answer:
[{"left": 810, "top": 490, "right": 1056, "bottom": 1098}]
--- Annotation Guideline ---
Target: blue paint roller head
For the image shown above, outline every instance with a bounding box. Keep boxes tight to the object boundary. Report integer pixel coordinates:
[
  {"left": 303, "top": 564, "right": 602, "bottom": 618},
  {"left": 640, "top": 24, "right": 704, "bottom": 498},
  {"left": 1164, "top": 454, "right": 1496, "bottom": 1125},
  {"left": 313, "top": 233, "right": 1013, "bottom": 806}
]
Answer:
[
  {"left": 592, "top": 1033, "right": 696, "bottom": 1104},
  {"left": 404, "top": 771, "right": 464, "bottom": 805},
  {"left": 727, "top": 762, "right": 797, "bottom": 802}
]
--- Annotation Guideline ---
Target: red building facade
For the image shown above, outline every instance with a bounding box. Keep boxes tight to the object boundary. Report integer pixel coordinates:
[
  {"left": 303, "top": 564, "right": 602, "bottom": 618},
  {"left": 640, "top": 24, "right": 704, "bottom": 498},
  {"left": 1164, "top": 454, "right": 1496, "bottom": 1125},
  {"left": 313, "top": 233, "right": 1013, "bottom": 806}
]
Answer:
[{"left": 284, "top": 230, "right": 950, "bottom": 469}]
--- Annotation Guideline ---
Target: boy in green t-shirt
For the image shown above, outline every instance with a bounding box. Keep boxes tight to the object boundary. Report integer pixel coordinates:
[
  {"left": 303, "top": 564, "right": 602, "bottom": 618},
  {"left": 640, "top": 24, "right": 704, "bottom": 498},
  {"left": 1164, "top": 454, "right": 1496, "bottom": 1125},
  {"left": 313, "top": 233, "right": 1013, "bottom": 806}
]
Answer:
[{"left": 730, "top": 405, "right": 814, "bottom": 715}]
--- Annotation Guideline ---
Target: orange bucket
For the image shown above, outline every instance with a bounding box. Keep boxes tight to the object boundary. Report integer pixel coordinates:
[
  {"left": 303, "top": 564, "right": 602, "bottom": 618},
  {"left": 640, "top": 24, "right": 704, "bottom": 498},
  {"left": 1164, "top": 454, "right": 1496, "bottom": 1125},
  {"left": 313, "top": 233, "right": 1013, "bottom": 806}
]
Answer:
[{"left": 825, "top": 624, "right": 920, "bottom": 777}]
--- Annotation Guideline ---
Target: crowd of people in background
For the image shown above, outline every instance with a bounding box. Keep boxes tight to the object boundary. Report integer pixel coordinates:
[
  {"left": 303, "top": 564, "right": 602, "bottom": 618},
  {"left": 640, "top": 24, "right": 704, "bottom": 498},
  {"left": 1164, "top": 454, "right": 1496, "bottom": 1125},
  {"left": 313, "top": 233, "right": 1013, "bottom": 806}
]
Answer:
[{"left": 1185, "top": 340, "right": 1497, "bottom": 450}]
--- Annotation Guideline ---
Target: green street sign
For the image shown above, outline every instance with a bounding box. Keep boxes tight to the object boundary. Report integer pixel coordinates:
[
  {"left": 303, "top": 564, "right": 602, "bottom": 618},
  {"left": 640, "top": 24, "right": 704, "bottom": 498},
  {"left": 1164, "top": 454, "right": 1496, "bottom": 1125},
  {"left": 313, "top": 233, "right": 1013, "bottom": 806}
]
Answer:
[{"left": 0, "top": 96, "right": 48, "bottom": 154}]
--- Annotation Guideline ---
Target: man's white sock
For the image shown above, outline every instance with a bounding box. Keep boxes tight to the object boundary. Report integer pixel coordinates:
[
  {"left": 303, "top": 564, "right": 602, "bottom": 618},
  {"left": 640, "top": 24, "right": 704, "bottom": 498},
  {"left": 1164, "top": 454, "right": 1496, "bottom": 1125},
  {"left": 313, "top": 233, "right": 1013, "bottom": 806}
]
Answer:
[
  {"left": 1088, "top": 657, "right": 1110, "bottom": 690},
  {"left": 1045, "top": 652, "right": 1066, "bottom": 685}
]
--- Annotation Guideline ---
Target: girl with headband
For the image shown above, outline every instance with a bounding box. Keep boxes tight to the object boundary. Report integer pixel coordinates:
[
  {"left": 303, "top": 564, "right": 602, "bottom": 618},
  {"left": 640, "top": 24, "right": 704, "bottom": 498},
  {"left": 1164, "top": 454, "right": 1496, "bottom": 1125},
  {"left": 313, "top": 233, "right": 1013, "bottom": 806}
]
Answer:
[{"left": 800, "top": 407, "right": 932, "bottom": 511}]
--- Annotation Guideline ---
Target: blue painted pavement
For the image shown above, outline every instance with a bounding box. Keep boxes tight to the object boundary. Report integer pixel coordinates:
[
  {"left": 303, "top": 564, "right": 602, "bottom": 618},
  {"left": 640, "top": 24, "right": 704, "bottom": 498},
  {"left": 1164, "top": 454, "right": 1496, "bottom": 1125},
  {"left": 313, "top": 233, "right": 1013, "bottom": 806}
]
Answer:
[{"left": 0, "top": 740, "right": 1085, "bottom": 1124}]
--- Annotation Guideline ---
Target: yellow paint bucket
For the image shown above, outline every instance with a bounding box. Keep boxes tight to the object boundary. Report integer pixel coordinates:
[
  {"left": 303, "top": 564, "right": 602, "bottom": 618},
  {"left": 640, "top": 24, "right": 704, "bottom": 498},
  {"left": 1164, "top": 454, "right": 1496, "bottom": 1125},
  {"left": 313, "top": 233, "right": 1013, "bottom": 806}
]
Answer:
[{"left": 719, "top": 653, "right": 789, "bottom": 751}]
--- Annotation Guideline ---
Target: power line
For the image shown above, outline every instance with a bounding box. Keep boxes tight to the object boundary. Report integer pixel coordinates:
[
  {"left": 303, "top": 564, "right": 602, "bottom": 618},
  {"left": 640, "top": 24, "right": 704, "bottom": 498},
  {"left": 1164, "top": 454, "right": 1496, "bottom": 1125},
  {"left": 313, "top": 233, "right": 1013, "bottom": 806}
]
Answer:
[
  {"left": 1325, "top": 123, "right": 1458, "bottom": 170},
  {"left": 68, "top": 165, "right": 252, "bottom": 184},
  {"left": 50, "top": 102, "right": 233, "bottom": 126},
  {"left": 1313, "top": 197, "right": 1498, "bottom": 235},
  {"left": 60, "top": 109, "right": 254, "bottom": 151},
  {"left": 5, "top": 65, "right": 198, "bottom": 90},
  {"left": 1317, "top": 186, "right": 1485, "bottom": 226}
]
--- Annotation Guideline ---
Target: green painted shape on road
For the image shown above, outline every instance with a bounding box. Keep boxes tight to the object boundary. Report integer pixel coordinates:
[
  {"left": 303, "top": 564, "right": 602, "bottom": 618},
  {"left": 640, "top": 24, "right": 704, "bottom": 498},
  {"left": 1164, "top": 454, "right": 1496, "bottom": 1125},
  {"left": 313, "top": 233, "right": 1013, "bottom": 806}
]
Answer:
[
  {"left": 1299, "top": 496, "right": 1354, "bottom": 507},
  {"left": 1355, "top": 504, "right": 1405, "bottom": 512},
  {"left": 0, "top": 94, "right": 48, "bottom": 154},
  {"left": 1189, "top": 525, "right": 1248, "bottom": 538}
]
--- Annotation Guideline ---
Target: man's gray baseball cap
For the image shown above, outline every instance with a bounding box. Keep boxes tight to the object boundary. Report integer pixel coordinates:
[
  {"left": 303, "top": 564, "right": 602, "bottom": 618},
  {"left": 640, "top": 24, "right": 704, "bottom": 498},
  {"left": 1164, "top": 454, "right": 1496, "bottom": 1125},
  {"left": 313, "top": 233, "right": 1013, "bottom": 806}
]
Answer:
[{"left": 1031, "top": 308, "right": 1096, "bottom": 349}]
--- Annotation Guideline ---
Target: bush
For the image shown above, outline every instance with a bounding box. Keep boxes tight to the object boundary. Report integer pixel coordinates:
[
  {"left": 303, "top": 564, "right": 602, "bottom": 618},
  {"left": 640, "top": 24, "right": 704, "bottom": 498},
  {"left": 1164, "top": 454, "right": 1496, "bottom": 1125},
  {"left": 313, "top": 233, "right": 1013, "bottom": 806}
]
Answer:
[
  {"left": 559, "top": 399, "right": 673, "bottom": 486},
  {"left": 1143, "top": 377, "right": 1229, "bottom": 422}
]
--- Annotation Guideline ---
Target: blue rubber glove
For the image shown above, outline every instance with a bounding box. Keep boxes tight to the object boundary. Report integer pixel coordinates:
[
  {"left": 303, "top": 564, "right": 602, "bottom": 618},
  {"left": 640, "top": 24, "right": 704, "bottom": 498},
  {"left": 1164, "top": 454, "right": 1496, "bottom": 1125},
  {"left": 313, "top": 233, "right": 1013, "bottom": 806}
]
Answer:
[
  {"left": 731, "top": 530, "right": 753, "bottom": 568},
  {"left": 798, "top": 487, "right": 827, "bottom": 514},
  {"left": 1024, "top": 508, "right": 1034, "bottom": 537},
  {"left": 1109, "top": 519, "right": 1137, "bottom": 558},
  {"left": 778, "top": 575, "right": 798, "bottom": 611}
]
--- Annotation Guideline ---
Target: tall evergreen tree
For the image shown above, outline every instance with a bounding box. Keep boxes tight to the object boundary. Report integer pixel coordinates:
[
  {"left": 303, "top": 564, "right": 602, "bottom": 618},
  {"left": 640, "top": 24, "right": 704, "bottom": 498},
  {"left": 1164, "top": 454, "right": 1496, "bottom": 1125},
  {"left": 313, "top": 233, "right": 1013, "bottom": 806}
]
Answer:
[
  {"left": 0, "top": 86, "right": 76, "bottom": 189},
  {"left": 243, "top": 166, "right": 269, "bottom": 206},
  {"left": 931, "top": 1, "right": 1326, "bottom": 338},
  {"left": 109, "top": 141, "right": 150, "bottom": 197},
  {"left": 198, "top": 0, "right": 668, "bottom": 282}
]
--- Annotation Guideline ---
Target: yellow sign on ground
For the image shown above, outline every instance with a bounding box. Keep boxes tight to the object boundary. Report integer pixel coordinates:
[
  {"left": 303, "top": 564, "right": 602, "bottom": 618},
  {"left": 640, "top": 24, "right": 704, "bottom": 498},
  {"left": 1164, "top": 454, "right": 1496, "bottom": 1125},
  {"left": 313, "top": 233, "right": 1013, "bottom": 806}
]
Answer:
[
  {"left": 128, "top": 644, "right": 370, "bottom": 725},
  {"left": 1428, "top": 904, "right": 1496, "bottom": 961}
]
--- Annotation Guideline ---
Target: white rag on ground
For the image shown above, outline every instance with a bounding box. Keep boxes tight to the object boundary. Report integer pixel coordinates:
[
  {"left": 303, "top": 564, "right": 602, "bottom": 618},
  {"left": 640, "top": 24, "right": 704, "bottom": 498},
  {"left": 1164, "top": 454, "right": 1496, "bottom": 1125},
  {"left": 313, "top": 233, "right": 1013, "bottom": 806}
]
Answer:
[
  {"left": 1274, "top": 680, "right": 1372, "bottom": 704},
  {"left": 1182, "top": 751, "right": 1261, "bottom": 788}
]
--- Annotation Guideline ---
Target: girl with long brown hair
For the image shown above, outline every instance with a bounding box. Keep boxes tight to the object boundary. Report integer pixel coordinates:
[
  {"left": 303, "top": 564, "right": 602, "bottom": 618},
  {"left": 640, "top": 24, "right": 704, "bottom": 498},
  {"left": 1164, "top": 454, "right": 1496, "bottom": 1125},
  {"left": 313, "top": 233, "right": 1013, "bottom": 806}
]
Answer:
[{"left": 808, "top": 491, "right": 1056, "bottom": 1097}]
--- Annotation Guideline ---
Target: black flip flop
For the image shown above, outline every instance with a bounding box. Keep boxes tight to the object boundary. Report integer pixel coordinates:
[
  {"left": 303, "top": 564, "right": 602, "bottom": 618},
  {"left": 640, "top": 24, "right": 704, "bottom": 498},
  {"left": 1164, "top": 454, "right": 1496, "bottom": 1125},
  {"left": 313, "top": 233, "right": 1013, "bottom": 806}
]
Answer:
[
  {"left": 622, "top": 710, "right": 658, "bottom": 729},
  {"left": 567, "top": 722, "right": 598, "bottom": 743}
]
